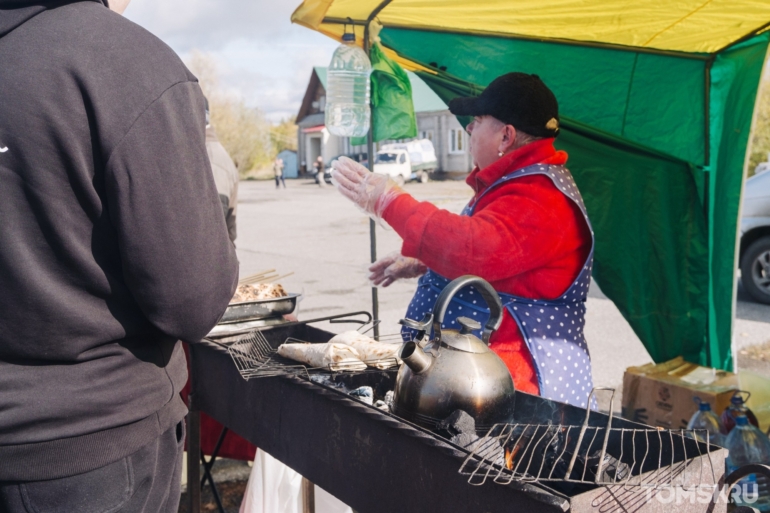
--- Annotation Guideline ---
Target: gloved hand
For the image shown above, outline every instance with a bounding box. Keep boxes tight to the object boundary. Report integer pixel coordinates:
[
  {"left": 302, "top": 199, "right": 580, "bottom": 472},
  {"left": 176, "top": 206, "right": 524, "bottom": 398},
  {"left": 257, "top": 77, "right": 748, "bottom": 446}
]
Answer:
[
  {"left": 368, "top": 251, "right": 427, "bottom": 287},
  {"left": 331, "top": 156, "right": 405, "bottom": 220}
]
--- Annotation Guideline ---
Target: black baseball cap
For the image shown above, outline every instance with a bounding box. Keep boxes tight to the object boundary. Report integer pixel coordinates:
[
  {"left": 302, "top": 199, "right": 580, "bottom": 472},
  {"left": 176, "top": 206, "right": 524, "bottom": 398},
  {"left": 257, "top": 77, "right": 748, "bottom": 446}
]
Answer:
[{"left": 449, "top": 72, "right": 560, "bottom": 138}]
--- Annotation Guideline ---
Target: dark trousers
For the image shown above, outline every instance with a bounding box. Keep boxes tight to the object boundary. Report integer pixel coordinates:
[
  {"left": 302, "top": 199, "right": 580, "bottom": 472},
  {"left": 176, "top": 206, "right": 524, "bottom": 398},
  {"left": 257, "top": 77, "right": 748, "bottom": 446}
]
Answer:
[
  {"left": 0, "top": 421, "right": 185, "bottom": 513},
  {"left": 275, "top": 175, "right": 285, "bottom": 188}
]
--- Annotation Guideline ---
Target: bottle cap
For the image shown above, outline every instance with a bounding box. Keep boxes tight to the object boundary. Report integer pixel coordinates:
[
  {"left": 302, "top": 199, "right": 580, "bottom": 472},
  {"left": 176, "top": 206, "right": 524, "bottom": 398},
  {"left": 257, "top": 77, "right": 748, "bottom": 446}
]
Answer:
[
  {"left": 735, "top": 415, "right": 749, "bottom": 426},
  {"left": 342, "top": 33, "right": 356, "bottom": 42},
  {"left": 699, "top": 402, "right": 711, "bottom": 411},
  {"left": 730, "top": 390, "right": 750, "bottom": 405}
]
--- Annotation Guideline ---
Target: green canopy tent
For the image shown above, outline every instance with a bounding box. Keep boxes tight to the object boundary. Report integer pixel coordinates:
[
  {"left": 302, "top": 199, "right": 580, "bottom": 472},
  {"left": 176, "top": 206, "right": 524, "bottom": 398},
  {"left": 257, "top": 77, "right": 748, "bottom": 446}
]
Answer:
[{"left": 293, "top": 0, "right": 770, "bottom": 370}]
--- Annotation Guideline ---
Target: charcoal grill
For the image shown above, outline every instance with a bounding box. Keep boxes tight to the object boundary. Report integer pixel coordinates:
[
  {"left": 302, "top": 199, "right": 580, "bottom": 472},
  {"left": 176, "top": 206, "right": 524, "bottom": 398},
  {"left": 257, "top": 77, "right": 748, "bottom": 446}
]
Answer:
[{"left": 185, "top": 315, "right": 751, "bottom": 513}]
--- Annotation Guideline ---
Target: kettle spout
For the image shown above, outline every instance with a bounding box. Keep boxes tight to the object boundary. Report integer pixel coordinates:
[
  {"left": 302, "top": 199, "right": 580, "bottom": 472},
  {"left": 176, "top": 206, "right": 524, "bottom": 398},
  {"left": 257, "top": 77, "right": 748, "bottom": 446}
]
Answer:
[{"left": 399, "top": 341, "right": 433, "bottom": 374}]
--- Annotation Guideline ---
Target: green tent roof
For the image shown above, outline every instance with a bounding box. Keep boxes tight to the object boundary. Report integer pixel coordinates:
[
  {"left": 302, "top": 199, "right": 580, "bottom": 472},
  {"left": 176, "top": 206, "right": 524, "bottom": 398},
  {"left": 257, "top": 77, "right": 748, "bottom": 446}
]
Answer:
[
  {"left": 314, "top": 66, "right": 447, "bottom": 113},
  {"left": 313, "top": 66, "right": 327, "bottom": 89},
  {"left": 408, "top": 71, "right": 448, "bottom": 112}
]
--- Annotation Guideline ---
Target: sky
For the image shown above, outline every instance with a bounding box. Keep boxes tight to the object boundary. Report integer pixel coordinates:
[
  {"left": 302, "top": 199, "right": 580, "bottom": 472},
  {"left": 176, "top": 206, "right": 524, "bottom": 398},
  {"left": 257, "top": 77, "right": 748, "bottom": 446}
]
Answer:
[{"left": 123, "top": 0, "right": 339, "bottom": 122}]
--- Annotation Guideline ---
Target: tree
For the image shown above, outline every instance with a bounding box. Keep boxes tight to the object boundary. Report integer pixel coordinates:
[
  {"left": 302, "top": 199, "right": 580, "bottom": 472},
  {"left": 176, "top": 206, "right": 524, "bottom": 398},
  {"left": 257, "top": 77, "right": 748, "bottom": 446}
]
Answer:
[
  {"left": 185, "top": 51, "right": 274, "bottom": 177},
  {"left": 270, "top": 117, "right": 298, "bottom": 154}
]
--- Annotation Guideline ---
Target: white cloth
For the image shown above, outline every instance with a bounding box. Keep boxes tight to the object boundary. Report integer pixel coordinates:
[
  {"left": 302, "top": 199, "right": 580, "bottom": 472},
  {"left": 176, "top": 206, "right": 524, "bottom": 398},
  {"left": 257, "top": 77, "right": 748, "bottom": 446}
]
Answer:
[{"left": 240, "top": 449, "right": 353, "bottom": 513}]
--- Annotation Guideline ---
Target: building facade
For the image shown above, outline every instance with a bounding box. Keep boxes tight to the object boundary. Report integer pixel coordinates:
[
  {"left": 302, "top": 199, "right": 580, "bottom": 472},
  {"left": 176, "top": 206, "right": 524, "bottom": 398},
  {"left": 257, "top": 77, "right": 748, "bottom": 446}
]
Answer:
[{"left": 296, "top": 67, "right": 472, "bottom": 175}]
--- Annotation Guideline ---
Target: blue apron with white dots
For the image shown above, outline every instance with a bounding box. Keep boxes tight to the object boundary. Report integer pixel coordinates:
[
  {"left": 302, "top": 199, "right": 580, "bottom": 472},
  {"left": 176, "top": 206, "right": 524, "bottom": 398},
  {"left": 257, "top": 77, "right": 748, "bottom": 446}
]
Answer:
[{"left": 401, "top": 164, "right": 596, "bottom": 408}]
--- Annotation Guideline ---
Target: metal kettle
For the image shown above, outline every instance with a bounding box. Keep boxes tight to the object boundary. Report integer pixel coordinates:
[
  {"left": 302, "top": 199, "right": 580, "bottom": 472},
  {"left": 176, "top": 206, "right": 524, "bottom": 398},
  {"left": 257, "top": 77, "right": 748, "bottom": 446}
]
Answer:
[{"left": 392, "top": 275, "right": 516, "bottom": 433}]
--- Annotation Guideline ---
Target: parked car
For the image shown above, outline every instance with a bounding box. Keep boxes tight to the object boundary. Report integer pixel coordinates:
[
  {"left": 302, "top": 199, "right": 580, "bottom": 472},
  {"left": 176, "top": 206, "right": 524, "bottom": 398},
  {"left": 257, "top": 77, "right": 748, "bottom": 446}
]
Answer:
[
  {"left": 740, "top": 169, "right": 770, "bottom": 304},
  {"left": 323, "top": 152, "right": 368, "bottom": 184},
  {"left": 374, "top": 139, "right": 438, "bottom": 184}
]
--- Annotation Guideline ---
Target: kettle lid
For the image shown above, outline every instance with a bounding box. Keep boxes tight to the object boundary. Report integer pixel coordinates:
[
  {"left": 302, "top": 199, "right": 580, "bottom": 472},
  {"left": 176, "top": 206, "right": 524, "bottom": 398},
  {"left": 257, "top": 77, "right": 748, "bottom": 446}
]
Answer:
[{"left": 440, "top": 317, "right": 490, "bottom": 354}]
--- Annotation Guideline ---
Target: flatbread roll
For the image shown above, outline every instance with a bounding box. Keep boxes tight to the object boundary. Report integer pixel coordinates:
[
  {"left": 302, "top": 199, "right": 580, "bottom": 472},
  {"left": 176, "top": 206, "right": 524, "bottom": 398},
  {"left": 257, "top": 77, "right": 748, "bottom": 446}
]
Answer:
[
  {"left": 328, "top": 331, "right": 401, "bottom": 369},
  {"left": 277, "top": 342, "right": 367, "bottom": 371}
]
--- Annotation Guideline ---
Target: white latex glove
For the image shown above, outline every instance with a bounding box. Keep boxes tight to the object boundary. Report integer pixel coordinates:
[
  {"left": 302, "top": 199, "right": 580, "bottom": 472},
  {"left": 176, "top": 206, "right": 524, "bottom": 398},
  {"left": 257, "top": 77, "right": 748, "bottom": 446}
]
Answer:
[
  {"left": 331, "top": 156, "right": 405, "bottom": 220},
  {"left": 368, "top": 251, "right": 427, "bottom": 287}
]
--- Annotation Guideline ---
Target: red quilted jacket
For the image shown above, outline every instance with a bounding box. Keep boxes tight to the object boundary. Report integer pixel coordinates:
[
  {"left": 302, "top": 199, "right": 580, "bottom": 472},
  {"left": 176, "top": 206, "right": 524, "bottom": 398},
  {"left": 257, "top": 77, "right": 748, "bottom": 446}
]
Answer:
[{"left": 382, "top": 138, "right": 592, "bottom": 395}]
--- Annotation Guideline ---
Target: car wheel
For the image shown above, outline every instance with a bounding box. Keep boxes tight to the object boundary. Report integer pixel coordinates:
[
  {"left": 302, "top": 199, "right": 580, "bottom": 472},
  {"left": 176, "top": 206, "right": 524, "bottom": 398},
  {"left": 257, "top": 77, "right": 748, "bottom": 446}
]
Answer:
[
  {"left": 419, "top": 171, "right": 430, "bottom": 184},
  {"left": 740, "top": 236, "right": 770, "bottom": 304},
  {"left": 394, "top": 175, "right": 406, "bottom": 186}
]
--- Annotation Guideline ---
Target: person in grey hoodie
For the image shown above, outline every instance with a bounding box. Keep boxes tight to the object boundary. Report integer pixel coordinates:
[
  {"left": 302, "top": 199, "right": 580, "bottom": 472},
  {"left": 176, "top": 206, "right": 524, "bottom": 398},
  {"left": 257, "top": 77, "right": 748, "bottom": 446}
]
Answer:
[{"left": 0, "top": 0, "right": 239, "bottom": 511}]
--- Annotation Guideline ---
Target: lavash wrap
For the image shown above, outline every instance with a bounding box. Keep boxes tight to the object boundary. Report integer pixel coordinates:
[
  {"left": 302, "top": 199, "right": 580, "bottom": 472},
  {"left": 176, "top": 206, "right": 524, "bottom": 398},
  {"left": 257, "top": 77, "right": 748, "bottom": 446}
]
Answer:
[
  {"left": 328, "top": 331, "right": 401, "bottom": 369},
  {"left": 277, "top": 342, "right": 367, "bottom": 371}
]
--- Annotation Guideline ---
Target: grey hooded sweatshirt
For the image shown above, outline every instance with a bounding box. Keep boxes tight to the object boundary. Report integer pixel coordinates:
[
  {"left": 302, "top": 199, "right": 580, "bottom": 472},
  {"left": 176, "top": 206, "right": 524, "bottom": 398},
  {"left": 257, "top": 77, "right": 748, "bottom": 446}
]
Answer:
[{"left": 0, "top": 0, "right": 239, "bottom": 480}]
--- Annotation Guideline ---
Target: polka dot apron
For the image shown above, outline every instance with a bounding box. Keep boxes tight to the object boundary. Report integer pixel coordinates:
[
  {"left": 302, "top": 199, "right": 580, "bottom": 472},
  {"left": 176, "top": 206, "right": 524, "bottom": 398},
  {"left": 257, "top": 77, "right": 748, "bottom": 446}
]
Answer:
[{"left": 401, "top": 164, "right": 596, "bottom": 409}]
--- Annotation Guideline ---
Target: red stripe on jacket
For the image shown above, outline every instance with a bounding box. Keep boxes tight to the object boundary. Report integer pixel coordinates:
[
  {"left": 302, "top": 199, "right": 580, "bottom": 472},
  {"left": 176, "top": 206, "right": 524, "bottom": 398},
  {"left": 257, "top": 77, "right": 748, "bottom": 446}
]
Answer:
[{"left": 382, "top": 138, "right": 592, "bottom": 395}]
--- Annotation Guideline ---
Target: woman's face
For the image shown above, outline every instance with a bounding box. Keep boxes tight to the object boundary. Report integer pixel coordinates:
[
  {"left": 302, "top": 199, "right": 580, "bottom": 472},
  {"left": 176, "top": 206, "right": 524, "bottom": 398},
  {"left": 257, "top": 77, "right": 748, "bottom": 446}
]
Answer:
[{"left": 467, "top": 115, "right": 510, "bottom": 170}]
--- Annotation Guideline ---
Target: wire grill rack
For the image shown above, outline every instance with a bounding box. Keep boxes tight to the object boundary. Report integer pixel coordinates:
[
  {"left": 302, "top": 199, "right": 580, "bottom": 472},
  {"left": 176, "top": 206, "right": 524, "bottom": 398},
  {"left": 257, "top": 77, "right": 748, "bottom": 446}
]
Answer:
[
  {"left": 225, "top": 325, "right": 403, "bottom": 381},
  {"left": 459, "top": 389, "right": 718, "bottom": 490}
]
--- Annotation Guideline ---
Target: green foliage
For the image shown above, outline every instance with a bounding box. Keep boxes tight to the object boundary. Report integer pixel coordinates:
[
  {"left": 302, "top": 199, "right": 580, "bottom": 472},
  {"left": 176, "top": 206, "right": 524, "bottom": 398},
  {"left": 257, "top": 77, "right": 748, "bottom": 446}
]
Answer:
[{"left": 270, "top": 117, "right": 298, "bottom": 154}]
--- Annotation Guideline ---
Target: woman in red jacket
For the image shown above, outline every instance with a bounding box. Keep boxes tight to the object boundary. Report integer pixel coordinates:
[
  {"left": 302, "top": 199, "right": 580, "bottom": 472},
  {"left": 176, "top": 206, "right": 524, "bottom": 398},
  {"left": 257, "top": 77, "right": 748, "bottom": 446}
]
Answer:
[{"left": 332, "top": 72, "right": 595, "bottom": 408}]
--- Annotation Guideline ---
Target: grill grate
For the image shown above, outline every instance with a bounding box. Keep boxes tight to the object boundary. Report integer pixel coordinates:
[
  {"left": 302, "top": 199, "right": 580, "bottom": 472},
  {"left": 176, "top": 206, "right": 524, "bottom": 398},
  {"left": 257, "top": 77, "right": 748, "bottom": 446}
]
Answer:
[
  {"left": 459, "top": 388, "right": 718, "bottom": 490},
  {"left": 227, "top": 329, "right": 309, "bottom": 379}
]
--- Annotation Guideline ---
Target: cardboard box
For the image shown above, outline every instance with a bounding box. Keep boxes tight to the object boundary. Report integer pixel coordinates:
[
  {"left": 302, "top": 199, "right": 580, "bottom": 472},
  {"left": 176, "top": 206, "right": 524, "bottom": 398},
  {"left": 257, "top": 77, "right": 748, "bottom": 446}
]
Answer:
[{"left": 622, "top": 357, "right": 739, "bottom": 429}]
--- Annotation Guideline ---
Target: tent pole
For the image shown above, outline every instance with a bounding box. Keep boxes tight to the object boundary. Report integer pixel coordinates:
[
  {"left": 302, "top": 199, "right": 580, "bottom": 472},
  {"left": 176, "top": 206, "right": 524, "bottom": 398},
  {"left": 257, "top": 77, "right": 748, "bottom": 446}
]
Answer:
[
  {"left": 703, "top": 56, "right": 714, "bottom": 360},
  {"left": 364, "top": 19, "right": 380, "bottom": 339},
  {"left": 361, "top": 0, "right": 394, "bottom": 339}
]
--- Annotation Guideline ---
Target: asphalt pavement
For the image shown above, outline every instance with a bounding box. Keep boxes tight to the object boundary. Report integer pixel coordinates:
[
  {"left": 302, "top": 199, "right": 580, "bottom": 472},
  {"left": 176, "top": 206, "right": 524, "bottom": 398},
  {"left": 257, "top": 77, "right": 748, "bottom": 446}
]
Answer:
[{"left": 235, "top": 178, "right": 770, "bottom": 409}]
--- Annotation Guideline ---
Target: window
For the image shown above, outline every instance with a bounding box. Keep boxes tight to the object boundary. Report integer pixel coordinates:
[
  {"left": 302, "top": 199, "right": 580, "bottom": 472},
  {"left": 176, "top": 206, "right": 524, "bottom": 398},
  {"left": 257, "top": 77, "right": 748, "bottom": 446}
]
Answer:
[
  {"left": 449, "top": 129, "right": 465, "bottom": 154},
  {"left": 375, "top": 153, "right": 398, "bottom": 164},
  {"left": 419, "top": 130, "right": 434, "bottom": 142},
  {"left": 399, "top": 153, "right": 406, "bottom": 164}
]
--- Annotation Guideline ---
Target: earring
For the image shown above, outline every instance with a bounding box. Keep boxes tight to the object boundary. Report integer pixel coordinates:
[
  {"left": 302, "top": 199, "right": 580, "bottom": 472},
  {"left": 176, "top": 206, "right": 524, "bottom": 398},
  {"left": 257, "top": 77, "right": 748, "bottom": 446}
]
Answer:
[{"left": 498, "top": 151, "right": 504, "bottom": 157}]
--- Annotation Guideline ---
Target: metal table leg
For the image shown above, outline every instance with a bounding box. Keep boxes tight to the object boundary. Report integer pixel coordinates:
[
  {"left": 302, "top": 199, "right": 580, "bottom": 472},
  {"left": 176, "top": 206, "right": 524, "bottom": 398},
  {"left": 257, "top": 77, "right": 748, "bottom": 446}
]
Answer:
[
  {"left": 187, "top": 393, "right": 201, "bottom": 513},
  {"left": 301, "top": 477, "right": 315, "bottom": 513},
  {"left": 199, "top": 427, "right": 228, "bottom": 513}
]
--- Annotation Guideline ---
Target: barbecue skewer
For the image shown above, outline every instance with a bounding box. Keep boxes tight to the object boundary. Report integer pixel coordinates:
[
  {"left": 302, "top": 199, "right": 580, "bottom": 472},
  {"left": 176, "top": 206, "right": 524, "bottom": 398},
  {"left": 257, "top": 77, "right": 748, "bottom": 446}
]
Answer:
[
  {"left": 247, "top": 274, "right": 279, "bottom": 284},
  {"left": 260, "top": 272, "right": 294, "bottom": 284},
  {"left": 238, "top": 269, "right": 276, "bottom": 285}
]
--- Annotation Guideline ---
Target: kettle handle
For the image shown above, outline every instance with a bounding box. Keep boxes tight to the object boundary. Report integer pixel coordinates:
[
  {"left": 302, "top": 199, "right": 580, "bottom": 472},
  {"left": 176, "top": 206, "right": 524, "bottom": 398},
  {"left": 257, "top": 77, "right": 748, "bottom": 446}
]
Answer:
[{"left": 432, "top": 275, "right": 503, "bottom": 345}]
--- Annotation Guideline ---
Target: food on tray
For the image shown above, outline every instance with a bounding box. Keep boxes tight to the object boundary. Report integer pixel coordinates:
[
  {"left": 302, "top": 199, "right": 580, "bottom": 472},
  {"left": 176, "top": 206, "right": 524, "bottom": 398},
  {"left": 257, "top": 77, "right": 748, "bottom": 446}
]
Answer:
[
  {"left": 328, "top": 331, "right": 401, "bottom": 369},
  {"left": 231, "top": 283, "right": 288, "bottom": 303},
  {"left": 277, "top": 342, "right": 367, "bottom": 371}
]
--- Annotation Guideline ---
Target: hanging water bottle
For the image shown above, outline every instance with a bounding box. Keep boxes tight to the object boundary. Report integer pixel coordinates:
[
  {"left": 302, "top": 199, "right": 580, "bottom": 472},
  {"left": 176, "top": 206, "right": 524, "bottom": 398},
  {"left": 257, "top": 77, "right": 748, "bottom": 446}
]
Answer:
[
  {"left": 725, "top": 415, "right": 770, "bottom": 511},
  {"left": 687, "top": 398, "right": 724, "bottom": 446},
  {"left": 325, "top": 32, "right": 371, "bottom": 138}
]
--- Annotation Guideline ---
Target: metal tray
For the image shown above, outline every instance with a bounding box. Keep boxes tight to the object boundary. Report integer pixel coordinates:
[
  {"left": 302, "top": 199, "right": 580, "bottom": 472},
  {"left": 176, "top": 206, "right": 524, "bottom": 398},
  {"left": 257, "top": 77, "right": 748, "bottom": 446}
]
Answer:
[{"left": 219, "top": 293, "right": 300, "bottom": 324}]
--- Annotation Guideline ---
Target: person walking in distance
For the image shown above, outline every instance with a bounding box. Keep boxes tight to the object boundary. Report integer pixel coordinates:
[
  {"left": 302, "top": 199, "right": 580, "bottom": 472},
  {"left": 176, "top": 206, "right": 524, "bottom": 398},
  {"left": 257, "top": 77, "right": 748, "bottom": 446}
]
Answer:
[
  {"left": 0, "top": 0, "right": 238, "bottom": 511},
  {"left": 273, "top": 157, "right": 286, "bottom": 189},
  {"left": 314, "top": 155, "right": 325, "bottom": 186}
]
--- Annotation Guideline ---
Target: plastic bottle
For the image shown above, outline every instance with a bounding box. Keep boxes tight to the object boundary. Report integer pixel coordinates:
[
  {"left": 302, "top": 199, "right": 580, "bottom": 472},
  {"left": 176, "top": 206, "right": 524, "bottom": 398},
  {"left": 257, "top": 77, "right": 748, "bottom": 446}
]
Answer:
[
  {"left": 725, "top": 415, "right": 770, "bottom": 511},
  {"left": 721, "top": 391, "right": 760, "bottom": 434},
  {"left": 325, "top": 33, "right": 371, "bottom": 138},
  {"left": 687, "top": 400, "right": 724, "bottom": 446}
]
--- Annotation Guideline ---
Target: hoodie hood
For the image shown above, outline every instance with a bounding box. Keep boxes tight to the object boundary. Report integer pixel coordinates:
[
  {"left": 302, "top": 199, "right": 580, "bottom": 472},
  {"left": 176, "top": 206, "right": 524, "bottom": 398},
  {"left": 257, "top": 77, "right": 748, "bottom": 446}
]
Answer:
[{"left": 0, "top": 0, "right": 106, "bottom": 38}]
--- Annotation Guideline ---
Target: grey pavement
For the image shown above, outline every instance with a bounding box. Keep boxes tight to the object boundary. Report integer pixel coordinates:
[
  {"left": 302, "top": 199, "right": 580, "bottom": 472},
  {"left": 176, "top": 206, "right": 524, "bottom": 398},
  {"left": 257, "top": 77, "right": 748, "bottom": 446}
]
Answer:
[{"left": 234, "top": 179, "right": 770, "bottom": 404}]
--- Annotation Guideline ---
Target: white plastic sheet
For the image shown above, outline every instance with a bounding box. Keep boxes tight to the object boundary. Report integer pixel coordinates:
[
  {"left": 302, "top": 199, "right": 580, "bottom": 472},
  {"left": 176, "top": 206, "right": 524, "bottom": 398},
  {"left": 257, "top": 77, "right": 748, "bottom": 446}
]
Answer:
[{"left": 240, "top": 449, "right": 353, "bottom": 513}]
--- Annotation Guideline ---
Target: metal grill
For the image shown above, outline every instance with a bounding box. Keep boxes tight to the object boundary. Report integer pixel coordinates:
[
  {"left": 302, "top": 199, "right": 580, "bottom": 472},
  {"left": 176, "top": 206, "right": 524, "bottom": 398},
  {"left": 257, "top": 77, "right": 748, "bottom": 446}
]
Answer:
[
  {"left": 226, "top": 329, "right": 309, "bottom": 379},
  {"left": 224, "top": 323, "right": 402, "bottom": 380},
  {"left": 459, "top": 389, "right": 718, "bottom": 490}
]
